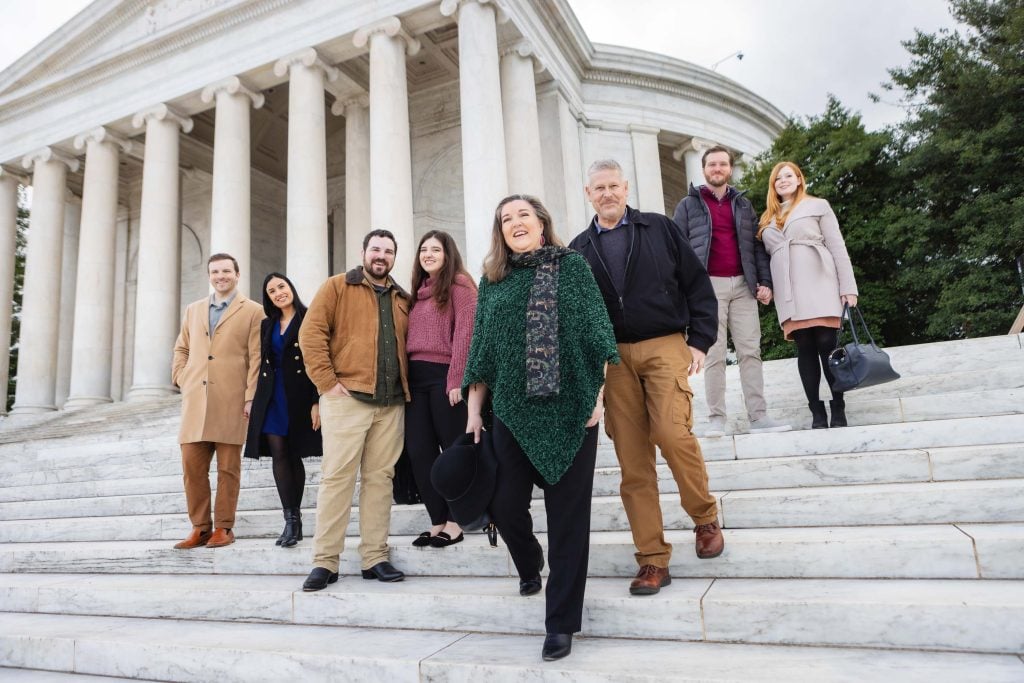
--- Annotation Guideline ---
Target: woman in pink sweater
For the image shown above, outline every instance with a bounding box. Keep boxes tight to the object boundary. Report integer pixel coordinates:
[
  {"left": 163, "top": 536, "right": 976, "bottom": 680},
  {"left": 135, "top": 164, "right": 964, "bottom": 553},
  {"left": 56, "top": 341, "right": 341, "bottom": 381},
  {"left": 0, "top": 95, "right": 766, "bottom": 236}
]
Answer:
[{"left": 406, "top": 230, "right": 478, "bottom": 547}]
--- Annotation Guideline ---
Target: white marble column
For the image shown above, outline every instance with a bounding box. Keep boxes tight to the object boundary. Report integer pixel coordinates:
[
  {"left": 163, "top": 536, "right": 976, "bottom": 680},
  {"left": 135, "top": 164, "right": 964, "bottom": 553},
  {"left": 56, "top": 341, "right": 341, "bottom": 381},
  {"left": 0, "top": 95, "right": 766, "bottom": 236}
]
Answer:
[
  {"left": 332, "top": 95, "right": 370, "bottom": 273},
  {"left": 274, "top": 48, "right": 338, "bottom": 301},
  {"left": 65, "top": 127, "right": 131, "bottom": 409},
  {"left": 354, "top": 18, "right": 419, "bottom": 289},
  {"left": 440, "top": 0, "right": 508, "bottom": 276},
  {"left": 11, "top": 148, "right": 79, "bottom": 414},
  {"left": 732, "top": 152, "right": 752, "bottom": 186},
  {"left": 55, "top": 196, "right": 81, "bottom": 408},
  {"left": 675, "top": 137, "right": 715, "bottom": 189},
  {"left": 630, "top": 125, "right": 665, "bottom": 214},
  {"left": 128, "top": 104, "right": 192, "bottom": 400},
  {"left": 201, "top": 76, "right": 264, "bottom": 296},
  {"left": 500, "top": 42, "right": 544, "bottom": 199},
  {"left": 0, "top": 168, "right": 26, "bottom": 414}
]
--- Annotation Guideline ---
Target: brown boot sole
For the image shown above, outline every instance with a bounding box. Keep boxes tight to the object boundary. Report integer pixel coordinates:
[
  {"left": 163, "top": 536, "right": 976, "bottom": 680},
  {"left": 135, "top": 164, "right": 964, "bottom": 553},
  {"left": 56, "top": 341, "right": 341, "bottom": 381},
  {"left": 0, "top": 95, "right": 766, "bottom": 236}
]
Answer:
[
  {"left": 629, "top": 576, "right": 671, "bottom": 596},
  {"left": 697, "top": 546, "right": 724, "bottom": 559}
]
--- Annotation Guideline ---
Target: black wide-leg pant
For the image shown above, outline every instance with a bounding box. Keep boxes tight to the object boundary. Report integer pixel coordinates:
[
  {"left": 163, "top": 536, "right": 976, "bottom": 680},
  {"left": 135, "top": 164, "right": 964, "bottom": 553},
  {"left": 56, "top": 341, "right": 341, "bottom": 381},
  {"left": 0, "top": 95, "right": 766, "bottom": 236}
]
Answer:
[{"left": 490, "top": 414, "right": 598, "bottom": 634}]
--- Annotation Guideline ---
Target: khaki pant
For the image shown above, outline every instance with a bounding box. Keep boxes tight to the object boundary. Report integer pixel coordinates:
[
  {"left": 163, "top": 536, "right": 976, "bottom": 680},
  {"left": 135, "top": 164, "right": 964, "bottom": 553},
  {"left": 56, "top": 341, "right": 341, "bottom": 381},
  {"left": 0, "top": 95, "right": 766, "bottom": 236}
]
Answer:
[
  {"left": 605, "top": 333, "right": 719, "bottom": 567},
  {"left": 180, "top": 441, "right": 241, "bottom": 531},
  {"left": 705, "top": 275, "right": 767, "bottom": 422},
  {"left": 312, "top": 394, "right": 404, "bottom": 572}
]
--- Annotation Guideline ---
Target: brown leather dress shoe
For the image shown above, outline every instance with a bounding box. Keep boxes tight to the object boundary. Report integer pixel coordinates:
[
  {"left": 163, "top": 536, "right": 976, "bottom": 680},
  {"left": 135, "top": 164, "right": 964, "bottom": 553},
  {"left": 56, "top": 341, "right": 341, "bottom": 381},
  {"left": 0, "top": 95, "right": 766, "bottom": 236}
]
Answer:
[
  {"left": 629, "top": 564, "right": 671, "bottom": 595},
  {"left": 695, "top": 522, "right": 724, "bottom": 559},
  {"left": 206, "top": 528, "right": 235, "bottom": 548},
  {"left": 173, "top": 528, "right": 212, "bottom": 550}
]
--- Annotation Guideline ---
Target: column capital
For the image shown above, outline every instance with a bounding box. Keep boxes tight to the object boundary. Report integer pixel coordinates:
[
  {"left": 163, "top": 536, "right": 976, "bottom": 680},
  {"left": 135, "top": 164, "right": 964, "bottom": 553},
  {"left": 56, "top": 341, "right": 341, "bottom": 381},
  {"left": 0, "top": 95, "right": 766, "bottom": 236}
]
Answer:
[
  {"left": 672, "top": 136, "right": 717, "bottom": 161},
  {"left": 628, "top": 124, "right": 661, "bottom": 136},
  {"left": 353, "top": 16, "right": 421, "bottom": 56},
  {"left": 132, "top": 103, "right": 194, "bottom": 133},
  {"left": 0, "top": 164, "right": 30, "bottom": 185},
  {"left": 273, "top": 47, "right": 340, "bottom": 82},
  {"left": 21, "top": 147, "right": 79, "bottom": 173},
  {"left": 499, "top": 40, "right": 544, "bottom": 72},
  {"left": 200, "top": 75, "right": 266, "bottom": 109},
  {"left": 331, "top": 93, "right": 369, "bottom": 117},
  {"left": 440, "top": 0, "right": 509, "bottom": 24},
  {"left": 73, "top": 126, "right": 133, "bottom": 154}
]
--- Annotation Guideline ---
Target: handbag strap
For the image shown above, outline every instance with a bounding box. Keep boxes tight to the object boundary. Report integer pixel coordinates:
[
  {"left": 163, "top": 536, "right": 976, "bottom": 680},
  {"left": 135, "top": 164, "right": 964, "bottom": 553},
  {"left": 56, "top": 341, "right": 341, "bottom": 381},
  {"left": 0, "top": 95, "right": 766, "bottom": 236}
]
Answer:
[{"left": 840, "top": 302, "right": 878, "bottom": 347}]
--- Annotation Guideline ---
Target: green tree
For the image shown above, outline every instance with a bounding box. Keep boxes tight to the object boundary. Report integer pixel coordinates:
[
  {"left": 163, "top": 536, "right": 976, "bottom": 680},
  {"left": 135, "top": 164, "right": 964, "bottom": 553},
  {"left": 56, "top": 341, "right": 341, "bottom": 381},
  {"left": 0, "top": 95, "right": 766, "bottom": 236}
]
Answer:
[{"left": 8, "top": 200, "right": 27, "bottom": 411}]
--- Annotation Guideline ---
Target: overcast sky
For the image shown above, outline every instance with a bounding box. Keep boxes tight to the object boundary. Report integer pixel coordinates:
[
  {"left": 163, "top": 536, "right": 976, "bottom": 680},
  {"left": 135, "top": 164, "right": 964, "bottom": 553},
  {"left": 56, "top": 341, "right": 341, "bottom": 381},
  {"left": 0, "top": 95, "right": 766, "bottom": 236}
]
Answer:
[{"left": 0, "top": 0, "right": 959, "bottom": 130}]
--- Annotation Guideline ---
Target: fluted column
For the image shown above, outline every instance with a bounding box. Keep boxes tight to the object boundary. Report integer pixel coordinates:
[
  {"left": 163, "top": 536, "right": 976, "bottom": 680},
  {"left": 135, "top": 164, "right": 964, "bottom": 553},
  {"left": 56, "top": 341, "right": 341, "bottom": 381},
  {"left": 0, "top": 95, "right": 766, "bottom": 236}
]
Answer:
[
  {"left": 441, "top": 0, "right": 508, "bottom": 276},
  {"left": 274, "top": 49, "right": 338, "bottom": 300},
  {"left": 0, "top": 167, "right": 27, "bottom": 414},
  {"left": 11, "top": 148, "right": 79, "bottom": 414},
  {"left": 201, "top": 76, "right": 264, "bottom": 296},
  {"left": 500, "top": 42, "right": 544, "bottom": 199},
  {"left": 675, "top": 137, "right": 715, "bottom": 189},
  {"left": 630, "top": 125, "right": 665, "bottom": 214},
  {"left": 64, "top": 127, "right": 132, "bottom": 409},
  {"left": 354, "top": 18, "right": 419, "bottom": 288},
  {"left": 128, "top": 104, "right": 192, "bottom": 400},
  {"left": 55, "top": 195, "right": 82, "bottom": 408},
  {"left": 332, "top": 95, "right": 370, "bottom": 272}
]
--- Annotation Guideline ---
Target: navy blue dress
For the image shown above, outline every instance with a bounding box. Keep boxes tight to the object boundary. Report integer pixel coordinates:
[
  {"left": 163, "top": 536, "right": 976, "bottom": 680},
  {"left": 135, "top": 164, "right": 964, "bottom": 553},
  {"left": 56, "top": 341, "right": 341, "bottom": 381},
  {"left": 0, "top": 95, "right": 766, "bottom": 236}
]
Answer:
[{"left": 261, "top": 318, "right": 293, "bottom": 436}]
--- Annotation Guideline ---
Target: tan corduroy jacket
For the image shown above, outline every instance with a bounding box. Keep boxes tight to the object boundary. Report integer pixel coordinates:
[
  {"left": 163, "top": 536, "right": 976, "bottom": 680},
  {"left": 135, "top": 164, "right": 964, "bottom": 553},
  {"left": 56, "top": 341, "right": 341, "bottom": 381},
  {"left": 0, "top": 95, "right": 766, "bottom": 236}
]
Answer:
[{"left": 172, "top": 293, "right": 265, "bottom": 445}]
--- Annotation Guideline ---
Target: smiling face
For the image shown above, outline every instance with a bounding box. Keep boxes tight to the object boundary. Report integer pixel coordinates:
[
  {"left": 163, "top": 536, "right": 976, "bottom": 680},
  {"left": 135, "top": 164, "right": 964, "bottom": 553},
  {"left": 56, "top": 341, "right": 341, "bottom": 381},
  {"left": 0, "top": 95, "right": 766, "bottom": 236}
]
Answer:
[
  {"left": 418, "top": 237, "right": 446, "bottom": 277},
  {"left": 362, "top": 235, "right": 397, "bottom": 283},
  {"left": 585, "top": 168, "right": 629, "bottom": 227},
  {"left": 208, "top": 259, "right": 239, "bottom": 297},
  {"left": 773, "top": 164, "right": 802, "bottom": 202},
  {"left": 265, "top": 277, "right": 294, "bottom": 311},
  {"left": 499, "top": 199, "right": 545, "bottom": 254},
  {"left": 703, "top": 150, "right": 733, "bottom": 189}
]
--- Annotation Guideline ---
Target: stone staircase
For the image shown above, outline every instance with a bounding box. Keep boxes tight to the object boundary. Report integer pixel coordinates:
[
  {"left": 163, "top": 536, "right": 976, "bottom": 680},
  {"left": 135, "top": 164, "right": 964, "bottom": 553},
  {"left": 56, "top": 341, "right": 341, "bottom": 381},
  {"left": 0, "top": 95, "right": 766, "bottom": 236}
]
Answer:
[{"left": 0, "top": 335, "right": 1022, "bottom": 681}]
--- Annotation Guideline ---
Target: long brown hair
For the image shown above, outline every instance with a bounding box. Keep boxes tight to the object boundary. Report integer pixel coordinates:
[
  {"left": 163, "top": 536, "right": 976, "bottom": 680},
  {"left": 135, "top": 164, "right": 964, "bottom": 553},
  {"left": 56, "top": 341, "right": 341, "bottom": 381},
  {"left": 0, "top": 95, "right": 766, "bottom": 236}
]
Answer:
[
  {"left": 482, "top": 194, "right": 565, "bottom": 283},
  {"left": 757, "top": 161, "right": 810, "bottom": 240},
  {"left": 410, "top": 230, "right": 475, "bottom": 310}
]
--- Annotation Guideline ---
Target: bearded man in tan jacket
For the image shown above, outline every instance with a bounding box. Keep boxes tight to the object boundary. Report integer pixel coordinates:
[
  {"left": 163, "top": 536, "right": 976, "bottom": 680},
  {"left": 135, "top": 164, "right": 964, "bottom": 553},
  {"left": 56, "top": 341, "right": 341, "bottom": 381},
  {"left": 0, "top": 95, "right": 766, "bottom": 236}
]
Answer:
[{"left": 171, "top": 253, "right": 264, "bottom": 549}]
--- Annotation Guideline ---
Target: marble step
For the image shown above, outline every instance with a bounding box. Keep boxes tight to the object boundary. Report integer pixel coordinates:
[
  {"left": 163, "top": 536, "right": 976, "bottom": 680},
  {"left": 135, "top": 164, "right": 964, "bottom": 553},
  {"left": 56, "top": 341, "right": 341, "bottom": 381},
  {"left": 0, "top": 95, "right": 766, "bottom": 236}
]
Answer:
[
  {"left": 3, "top": 524, "right": 1019, "bottom": 580},
  {"left": 2, "top": 573, "right": 1023, "bottom": 654},
  {"left": 3, "top": 613, "right": 1022, "bottom": 683},
  {"left": 0, "top": 668, "right": 158, "bottom": 682},
  {"left": 2, "top": 479, "right": 1022, "bottom": 543}
]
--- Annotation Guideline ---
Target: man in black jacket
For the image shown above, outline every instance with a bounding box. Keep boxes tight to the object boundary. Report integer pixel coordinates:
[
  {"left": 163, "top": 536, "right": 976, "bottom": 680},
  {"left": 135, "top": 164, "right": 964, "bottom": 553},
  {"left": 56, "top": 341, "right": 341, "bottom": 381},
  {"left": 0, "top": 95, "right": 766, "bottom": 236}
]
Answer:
[
  {"left": 672, "top": 146, "right": 790, "bottom": 437},
  {"left": 570, "top": 159, "right": 723, "bottom": 597}
]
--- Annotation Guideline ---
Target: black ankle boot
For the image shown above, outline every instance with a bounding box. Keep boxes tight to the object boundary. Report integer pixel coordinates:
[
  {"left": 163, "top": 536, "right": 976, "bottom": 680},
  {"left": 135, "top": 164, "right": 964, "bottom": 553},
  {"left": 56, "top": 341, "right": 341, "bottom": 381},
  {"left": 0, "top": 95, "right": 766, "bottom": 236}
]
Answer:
[
  {"left": 294, "top": 507, "right": 303, "bottom": 541},
  {"left": 809, "top": 401, "right": 828, "bottom": 429},
  {"left": 281, "top": 508, "right": 300, "bottom": 548},
  {"left": 829, "top": 399, "right": 847, "bottom": 428},
  {"left": 276, "top": 508, "right": 288, "bottom": 546}
]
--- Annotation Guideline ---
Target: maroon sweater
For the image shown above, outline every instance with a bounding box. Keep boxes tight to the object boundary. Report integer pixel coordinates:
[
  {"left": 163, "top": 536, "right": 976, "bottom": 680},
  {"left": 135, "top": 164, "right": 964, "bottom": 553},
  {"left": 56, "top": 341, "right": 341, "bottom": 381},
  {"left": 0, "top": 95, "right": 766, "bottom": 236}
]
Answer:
[
  {"left": 701, "top": 185, "right": 743, "bottom": 277},
  {"left": 406, "top": 273, "right": 478, "bottom": 392}
]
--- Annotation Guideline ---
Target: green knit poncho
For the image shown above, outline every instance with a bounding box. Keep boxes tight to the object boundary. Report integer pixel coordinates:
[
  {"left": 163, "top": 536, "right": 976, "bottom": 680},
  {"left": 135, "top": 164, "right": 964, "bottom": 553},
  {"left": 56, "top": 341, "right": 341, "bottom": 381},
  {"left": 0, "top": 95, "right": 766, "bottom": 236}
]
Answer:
[{"left": 463, "top": 251, "right": 619, "bottom": 484}]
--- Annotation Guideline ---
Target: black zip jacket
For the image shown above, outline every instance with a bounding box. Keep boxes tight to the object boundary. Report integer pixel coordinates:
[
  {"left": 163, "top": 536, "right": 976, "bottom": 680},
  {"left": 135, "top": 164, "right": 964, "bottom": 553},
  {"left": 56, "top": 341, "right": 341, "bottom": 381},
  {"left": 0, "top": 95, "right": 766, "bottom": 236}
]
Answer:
[{"left": 569, "top": 206, "right": 718, "bottom": 353}]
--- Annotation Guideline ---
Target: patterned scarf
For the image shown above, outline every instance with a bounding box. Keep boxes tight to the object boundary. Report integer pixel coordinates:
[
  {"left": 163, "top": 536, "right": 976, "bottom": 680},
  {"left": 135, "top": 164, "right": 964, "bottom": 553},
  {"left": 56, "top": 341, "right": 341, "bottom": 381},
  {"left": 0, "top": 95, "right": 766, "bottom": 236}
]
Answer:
[{"left": 509, "top": 246, "right": 574, "bottom": 397}]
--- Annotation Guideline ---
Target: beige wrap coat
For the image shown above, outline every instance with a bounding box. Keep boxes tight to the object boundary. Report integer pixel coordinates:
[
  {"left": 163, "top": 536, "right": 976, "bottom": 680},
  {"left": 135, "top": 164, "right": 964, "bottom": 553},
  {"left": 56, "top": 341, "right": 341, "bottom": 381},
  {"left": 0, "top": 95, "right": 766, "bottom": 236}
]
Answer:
[
  {"left": 761, "top": 197, "right": 858, "bottom": 327},
  {"left": 172, "top": 294, "right": 265, "bottom": 445}
]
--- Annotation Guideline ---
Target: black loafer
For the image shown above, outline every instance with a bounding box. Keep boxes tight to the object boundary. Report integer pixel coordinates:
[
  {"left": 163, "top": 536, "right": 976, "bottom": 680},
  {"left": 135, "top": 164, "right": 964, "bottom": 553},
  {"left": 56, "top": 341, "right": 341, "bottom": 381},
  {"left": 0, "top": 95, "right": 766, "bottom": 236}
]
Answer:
[
  {"left": 361, "top": 561, "right": 405, "bottom": 582},
  {"left": 412, "top": 532, "right": 434, "bottom": 547},
  {"left": 519, "top": 576, "right": 542, "bottom": 596},
  {"left": 429, "top": 531, "right": 464, "bottom": 548},
  {"left": 302, "top": 567, "right": 338, "bottom": 592},
  {"left": 542, "top": 633, "right": 572, "bottom": 661}
]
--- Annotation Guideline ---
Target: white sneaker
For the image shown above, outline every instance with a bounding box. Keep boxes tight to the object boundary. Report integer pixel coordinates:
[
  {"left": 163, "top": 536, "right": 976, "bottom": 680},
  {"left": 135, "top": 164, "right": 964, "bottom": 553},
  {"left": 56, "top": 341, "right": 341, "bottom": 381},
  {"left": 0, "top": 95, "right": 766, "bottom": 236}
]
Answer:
[
  {"left": 748, "top": 416, "right": 793, "bottom": 434},
  {"left": 704, "top": 417, "right": 727, "bottom": 438}
]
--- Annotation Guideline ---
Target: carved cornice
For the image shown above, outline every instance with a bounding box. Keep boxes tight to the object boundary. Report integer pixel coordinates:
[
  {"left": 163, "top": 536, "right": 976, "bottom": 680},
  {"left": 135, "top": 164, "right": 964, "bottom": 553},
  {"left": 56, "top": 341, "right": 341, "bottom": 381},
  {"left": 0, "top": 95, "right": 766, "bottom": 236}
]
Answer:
[
  {"left": 22, "top": 146, "right": 80, "bottom": 173},
  {"left": 353, "top": 17, "right": 421, "bottom": 57},
  {"left": 73, "top": 126, "right": 133, "bottom": 154},
  {"left": 200, "top": 75, "right": 265, "bottom": 109},
  {"left": 132, "top": 103, "right": 194, "bottom": 133},
  {"left": 440, "top": 0, "right": 509, "bottom": 25},
  {"left": 273, "top": 47, "right": 340, "bottom": 82}
]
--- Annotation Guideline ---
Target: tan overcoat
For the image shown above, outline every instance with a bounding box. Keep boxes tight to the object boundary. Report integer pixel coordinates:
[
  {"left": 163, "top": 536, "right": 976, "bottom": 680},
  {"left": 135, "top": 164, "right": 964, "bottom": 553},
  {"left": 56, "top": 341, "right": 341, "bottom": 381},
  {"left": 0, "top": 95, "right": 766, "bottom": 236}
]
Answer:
[
  {"left": 172, "top": 294, "right": 265, "bottom": 445},
  {"left": 761, "top": 196, "right": 858, "bottom": 327}
]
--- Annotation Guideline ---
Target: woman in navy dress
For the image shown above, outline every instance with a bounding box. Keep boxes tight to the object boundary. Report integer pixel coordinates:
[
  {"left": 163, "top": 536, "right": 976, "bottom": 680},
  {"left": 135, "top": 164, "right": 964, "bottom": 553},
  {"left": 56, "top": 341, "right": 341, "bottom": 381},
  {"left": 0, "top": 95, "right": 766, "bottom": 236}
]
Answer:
[{"left": 244, "top": 273, "right": 322, "bottom": 547}]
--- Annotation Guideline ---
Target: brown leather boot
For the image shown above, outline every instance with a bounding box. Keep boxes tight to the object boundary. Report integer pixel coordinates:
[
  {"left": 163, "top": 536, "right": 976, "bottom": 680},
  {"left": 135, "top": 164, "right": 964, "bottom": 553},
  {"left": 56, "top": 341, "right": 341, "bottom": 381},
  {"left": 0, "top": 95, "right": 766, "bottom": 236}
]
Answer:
[
  {"left": 173, "top": 528, "right": 212, "bottom": 550},
  {"left": 206, "top": 528, "right": 235, "bottom": 548},
  {"left": 695, "top": 522, "right": 724, "bottom": 559},
  {"left": 629, "top": 565, "right": 671, "bottom": 595}
]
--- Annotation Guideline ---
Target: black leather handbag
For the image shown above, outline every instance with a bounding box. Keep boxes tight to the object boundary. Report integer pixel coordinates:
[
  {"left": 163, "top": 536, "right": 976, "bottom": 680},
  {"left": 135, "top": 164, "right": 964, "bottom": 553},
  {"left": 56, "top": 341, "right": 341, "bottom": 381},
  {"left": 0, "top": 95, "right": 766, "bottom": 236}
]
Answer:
[{"left": 828, "top": 304, "right": 900, "bottom": 392}]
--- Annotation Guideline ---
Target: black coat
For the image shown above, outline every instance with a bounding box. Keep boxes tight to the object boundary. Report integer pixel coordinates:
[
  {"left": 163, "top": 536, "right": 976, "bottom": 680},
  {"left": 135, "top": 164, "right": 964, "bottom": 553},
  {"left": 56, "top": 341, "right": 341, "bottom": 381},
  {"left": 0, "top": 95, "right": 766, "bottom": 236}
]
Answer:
[
  {"left": 569, "top": 206, "right": 719, "bottom": 353},
  {"left": 244, "top": 311, "right": 322, "bottom": 459},
  {"left": 672, "top": 183, "right": 772, "bottom": 296}
]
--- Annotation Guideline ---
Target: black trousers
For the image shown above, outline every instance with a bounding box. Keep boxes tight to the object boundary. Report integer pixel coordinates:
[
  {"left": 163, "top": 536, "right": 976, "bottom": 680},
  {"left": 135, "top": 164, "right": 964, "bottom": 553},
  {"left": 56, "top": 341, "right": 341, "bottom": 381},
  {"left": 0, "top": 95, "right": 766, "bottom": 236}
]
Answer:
[
  {"left": 490, "top": 414, "right": 598, "bottom": 634},
  {"left": 405, "top": 361, "right": 467, "bottom": 525}
]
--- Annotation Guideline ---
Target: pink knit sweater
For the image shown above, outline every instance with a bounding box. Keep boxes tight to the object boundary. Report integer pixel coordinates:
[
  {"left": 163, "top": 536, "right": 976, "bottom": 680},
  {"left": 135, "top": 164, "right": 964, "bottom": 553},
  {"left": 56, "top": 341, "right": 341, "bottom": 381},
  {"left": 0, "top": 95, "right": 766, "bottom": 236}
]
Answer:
[{"left": 406, "top": 273, "right": 478, "bottom": 392}]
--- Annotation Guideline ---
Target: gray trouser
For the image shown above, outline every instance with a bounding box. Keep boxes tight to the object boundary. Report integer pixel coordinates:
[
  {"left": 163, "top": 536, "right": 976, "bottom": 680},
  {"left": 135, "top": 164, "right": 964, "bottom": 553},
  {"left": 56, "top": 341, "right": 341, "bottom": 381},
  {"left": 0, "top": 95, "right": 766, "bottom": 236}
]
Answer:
[{"left": 704, "top": 275, "right": 767, "bottom": 421}]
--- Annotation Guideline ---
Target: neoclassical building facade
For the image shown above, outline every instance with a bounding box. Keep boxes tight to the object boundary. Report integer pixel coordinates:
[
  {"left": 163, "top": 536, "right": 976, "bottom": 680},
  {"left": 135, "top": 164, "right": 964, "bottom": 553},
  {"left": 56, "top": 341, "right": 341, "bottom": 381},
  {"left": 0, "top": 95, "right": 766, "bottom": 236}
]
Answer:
[{"left": 0, "top": 0, "right": 785, "bottom": 414}]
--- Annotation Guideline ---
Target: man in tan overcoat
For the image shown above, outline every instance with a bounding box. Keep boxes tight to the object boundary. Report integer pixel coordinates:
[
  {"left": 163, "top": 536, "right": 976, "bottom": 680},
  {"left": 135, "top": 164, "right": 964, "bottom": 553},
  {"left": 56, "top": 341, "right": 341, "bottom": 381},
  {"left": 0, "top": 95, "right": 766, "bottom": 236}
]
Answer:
[{"left": 171, "top": 252, "right": 265, "bottom": 549}]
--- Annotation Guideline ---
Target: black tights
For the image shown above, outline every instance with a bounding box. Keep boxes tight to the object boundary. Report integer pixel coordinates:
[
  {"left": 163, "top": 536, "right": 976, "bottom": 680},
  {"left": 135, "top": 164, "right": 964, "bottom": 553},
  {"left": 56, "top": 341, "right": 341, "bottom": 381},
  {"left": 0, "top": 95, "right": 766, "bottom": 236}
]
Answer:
[
  {"left": 266, "top": 434, "right": 306, "bottom": 509},
  {"left": 791, "top": 326, "right": 844, "bottom": 403}
]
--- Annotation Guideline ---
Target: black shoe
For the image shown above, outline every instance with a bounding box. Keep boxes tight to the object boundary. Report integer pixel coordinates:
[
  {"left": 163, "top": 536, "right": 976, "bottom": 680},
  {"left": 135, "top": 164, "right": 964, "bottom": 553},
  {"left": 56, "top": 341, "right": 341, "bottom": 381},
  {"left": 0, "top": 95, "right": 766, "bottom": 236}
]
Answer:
[
  {"left": 542, "top": 633, "right": 572, "bottom": 661},
  {"left": 809, "top": 401, "right": 828, "bottom": 429},
  {"left": 276, "top": 508, "right": 288, "bottom": 546},
  {"left": 281, "top": 508, "right": 301, "bottom": 548},
  {"left": 412, "top": 531, "right": 434, "bottom": 547},
  {"left": 361, "top": 561, "right": 405, "bottom": 582},
  {"left": 829, "top": 399, "right": 847, "bottom": 428},
  {"left": 519, "top": 556, "right": 544, "bottom": 596},
  {"left": 429, "top": 531, "right": 464, "bottom": 548},
  {"left": 302, "top": 567, "right": 338, "bottom": 592}
]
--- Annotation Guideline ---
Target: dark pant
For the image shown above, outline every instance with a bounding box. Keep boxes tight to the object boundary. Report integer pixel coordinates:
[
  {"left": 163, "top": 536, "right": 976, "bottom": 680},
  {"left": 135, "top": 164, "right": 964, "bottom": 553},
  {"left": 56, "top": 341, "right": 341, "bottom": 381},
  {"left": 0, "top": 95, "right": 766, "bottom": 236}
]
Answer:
[
  {"left": 792, "top": 326, "right": 844, "bottom": 402},
  {"left": 405, "top": 361, "right": 467, "bottom": 525},
  {"left": 490, "top": 415, "right": 598, "bottom": 634}
]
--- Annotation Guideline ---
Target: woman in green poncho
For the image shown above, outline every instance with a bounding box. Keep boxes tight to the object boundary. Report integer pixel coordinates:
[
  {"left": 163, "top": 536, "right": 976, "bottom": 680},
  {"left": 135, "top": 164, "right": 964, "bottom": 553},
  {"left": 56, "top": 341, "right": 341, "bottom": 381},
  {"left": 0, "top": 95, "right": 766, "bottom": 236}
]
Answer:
[{"left": 463, "top": 194, "right": 618, "bottom": 662}]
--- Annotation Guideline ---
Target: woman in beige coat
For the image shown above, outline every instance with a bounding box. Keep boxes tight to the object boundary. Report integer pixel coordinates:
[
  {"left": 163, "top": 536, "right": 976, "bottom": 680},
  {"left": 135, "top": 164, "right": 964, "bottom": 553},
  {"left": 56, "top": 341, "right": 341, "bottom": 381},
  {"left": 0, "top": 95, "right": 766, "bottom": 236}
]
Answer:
[{"left": 757, "top": 162, "right": 858, "bottom": 429}]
